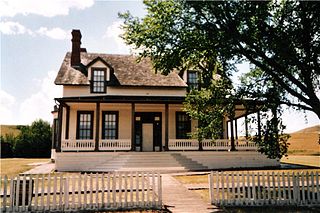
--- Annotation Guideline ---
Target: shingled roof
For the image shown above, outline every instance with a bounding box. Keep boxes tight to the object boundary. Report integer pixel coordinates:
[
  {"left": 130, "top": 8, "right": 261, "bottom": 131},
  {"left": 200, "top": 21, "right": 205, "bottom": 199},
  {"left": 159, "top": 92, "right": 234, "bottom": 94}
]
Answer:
[{"left": 54, "top": 52, "right": 187, "bottom": 87}]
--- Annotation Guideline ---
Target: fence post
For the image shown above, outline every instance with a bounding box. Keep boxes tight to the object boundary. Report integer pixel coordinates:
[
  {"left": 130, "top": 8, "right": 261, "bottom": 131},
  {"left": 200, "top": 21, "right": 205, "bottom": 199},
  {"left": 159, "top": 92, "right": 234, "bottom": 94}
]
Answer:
[{"left": 209, "top": 171, "right": 214, "bottom": 204}]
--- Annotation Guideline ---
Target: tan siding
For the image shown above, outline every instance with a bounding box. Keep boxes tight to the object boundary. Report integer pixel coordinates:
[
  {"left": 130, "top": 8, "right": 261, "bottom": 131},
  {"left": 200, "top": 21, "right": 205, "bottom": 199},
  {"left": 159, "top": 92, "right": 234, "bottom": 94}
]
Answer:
[
  {"left": 108, "top": 87, "right": 186, "bottom": 96},
  {"left": 63, "top": 85, "right": 186, "bottom": 97}
]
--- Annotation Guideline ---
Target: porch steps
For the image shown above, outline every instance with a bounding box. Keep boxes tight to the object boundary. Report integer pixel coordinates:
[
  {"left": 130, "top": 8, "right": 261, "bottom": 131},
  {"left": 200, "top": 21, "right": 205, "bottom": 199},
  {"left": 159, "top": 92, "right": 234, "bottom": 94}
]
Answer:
[{"left": 87, "top": 152, "right": 208, "bottom": 172}]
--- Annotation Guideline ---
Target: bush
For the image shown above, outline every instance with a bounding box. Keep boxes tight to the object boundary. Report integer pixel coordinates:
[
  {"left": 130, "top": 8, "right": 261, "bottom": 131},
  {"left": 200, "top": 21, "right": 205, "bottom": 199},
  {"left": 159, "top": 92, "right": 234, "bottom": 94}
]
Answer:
[
  {"left": 0, "top": 134, "right": 15, "bottom": 158},
  {"left": 14, "top": 119, "right": 52, "bottom": 158}
]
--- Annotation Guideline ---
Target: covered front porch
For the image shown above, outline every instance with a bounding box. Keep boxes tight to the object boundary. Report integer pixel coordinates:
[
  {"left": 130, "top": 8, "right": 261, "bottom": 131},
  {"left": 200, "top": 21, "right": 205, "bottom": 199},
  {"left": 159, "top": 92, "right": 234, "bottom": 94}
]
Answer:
[{"left": 53, "top": 95, "right": 262, "bottom": 153}]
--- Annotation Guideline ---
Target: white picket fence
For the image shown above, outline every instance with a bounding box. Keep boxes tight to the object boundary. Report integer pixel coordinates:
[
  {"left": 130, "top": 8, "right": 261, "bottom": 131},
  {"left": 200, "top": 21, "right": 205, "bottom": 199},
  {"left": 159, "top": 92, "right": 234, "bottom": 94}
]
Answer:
[
  {"left": 209, "top": 171, "right": 320, "bottom": 206},
  {"left": 0, "top": 172, "right": 162, "bottom": 212}
]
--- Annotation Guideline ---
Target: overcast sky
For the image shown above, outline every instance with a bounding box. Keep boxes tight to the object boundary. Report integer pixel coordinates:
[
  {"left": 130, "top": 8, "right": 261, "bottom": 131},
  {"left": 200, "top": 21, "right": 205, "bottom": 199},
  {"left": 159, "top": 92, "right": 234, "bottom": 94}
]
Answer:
[{"left": 0, "top": 0, "right": 318, "bottom": 133}]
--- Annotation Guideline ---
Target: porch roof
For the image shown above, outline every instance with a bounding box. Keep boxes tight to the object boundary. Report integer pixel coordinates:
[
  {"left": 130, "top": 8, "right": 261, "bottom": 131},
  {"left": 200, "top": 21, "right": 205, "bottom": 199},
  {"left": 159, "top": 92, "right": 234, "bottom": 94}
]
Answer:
[{"left": 55, "top": 95, "right": 185, "bottom": 104}]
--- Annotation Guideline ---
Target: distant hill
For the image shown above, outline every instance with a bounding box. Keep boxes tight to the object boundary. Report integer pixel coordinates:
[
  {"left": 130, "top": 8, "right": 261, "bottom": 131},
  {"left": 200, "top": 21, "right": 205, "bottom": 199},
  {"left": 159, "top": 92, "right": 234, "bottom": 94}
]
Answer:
[
  {"left": 0, "top": 125, "right": 21, "bottom": 137},
  {"left": 287, "top": 125, "right": 320, "bottom": 155}
]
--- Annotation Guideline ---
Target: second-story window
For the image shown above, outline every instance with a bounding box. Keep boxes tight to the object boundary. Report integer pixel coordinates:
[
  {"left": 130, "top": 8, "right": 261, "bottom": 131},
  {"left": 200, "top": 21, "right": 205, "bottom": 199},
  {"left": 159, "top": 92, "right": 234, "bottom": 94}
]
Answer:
[
  {"left": 187, "top": 71, "right": 198, "bottom": 90},
  {"left": 91, "top": 68, "right": 106, "bottom": 93}
]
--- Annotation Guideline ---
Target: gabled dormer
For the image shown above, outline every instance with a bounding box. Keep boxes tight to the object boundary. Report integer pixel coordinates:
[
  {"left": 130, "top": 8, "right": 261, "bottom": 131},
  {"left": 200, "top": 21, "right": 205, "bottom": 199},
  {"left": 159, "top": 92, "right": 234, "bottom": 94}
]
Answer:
[
  {"left": 182, "top": 70, "right": 199, "bottom": 91},
  {"left": 86, "top": 57, "right": 114, "bottom": 94}
]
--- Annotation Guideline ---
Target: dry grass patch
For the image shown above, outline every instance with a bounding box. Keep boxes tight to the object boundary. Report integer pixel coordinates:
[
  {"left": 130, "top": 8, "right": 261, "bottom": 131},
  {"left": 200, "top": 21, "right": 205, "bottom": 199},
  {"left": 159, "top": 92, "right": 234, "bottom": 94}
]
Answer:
[
  {"left": 281, "top": 155, "right": 320, "bottom": 167},
  {"left": 0, "top": 125, "right": 20, "bottom": 137},
  {"left": 0, "top": 158, "right": 49, "bottom": 177},
  {"left": 286, "top": 125, "right": 319, "bottom": 156}
]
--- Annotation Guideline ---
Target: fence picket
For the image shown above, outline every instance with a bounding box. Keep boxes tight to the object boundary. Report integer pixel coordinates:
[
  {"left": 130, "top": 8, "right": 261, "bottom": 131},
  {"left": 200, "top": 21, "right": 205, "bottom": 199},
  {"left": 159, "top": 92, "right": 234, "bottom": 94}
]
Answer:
[
  {"left": 58, "top": 174, "right": 63, "bottom": 210},
  {"left": 53, "top": 175, "right": 57, "bottom": 209},
  {"left": 287, "top": 172, "right": 292, "bottom": 204},
  {"left": 316, "top": 172, "right": 320, "bottom": 203},
  {"left": 65, "top": 175, "right": 69, "bottom": 210},
  {"left": 306, "top": 172, "right": 310, "bottom": 203},
  {"left": 246, "top": 172, "right": 251, "bottom": 205},
  {"left": 281, "top": 172, "right": 286, "bottom": 205},
  {"left": 152, "top": 171, "right": 156, "bottom": 207},
  {"left": 9, "top": 177, "right": 14, "bottom": 211},
  {"left": 136, "top": 171, "right": 139, "bottom": 206},
  {"left": 15, "top": 175, "right": 20, "bottom": 212},
  {"left": 47, "top": 174, "right": 51, "bottom": 211},
  {"left": 101, "top": 174, "right": 105, "bottom": 208},
  {"left": 125, "top": 172, "right": 128, "bottom": 207},
  {"left": 21, "top": 175, "right": 26, "bottom": 210},
  {"left": 301, "top": 173, "right": 306, "bottom": 204},
  {"left": 119, "top": 172, "right": 122, "bottom": 208},
  {"left": 311, "top": 172, "right": 315, "bottom": 204},
  {"left": 241, "top": 172, "right": 245, "bottom": 205},
  {"left": 89, "top": 174, "right": 93, "bottom": 209},
  {"left": 95, "top": 174, "right": 99, "bottom": 208},
  {"left": 216, "top": 172, "right": 220, "bottom": 205},
  {"left": 251, "top": 172, "right": 256, "bottom": 205},
  {"left": 107, "top": 173, "right": 110, "bottom": 207},
  {"left": 130, "top": 172, "right": 133, "bottom": 205},
  {"left": 158, "top": 172, "right": 162, "bottom": 206},
  {"left": 78, "top": 173, "right": 82, "bottom": 210},
  {"left": 3, "top": 176, "right": 8, "bottom": 211},
  {"left": 236, "top": 172, "right": 240, "bottom": 206},
  {"left": 71, "top": 175, "right": 75, "bottom": 209},
  {"left": 112, "top": 172, "right": 116, "bottom": 207},
  {"left": 276, "top": 172, "right": 280, "bottom": 204},
  {"left": 231, "top": 172, "right": 235, "bottom": 206},
  {"left": 226, "top": 172, "right": 229, "bottom": 205},
  {"left": 83, "top": 173, "right": 87, "bottom": 209},
  {"left": 221, "top": 172, "right": 225, "bottom": 205},
  {"left": 296, "top": 172, "right": 301, "bottom": 204}
]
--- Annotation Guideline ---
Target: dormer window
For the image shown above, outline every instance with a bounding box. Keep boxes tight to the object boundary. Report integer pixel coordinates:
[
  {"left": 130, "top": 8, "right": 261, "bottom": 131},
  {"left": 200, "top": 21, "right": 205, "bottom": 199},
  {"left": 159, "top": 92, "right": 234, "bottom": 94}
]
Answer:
[
  {"left": 91, "top": 68, "right": 106, "bottom": 93},
  {"left": 187, "top": 71, "right": 198, "bottom": 90}
]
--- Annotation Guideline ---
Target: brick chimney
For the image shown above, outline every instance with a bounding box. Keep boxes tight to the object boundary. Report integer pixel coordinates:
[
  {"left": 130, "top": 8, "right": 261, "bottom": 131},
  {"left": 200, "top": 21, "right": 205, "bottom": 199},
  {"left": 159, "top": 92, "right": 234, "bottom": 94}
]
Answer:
[{"left": 71, "top": 29, "right": 82, "bottom": 67}]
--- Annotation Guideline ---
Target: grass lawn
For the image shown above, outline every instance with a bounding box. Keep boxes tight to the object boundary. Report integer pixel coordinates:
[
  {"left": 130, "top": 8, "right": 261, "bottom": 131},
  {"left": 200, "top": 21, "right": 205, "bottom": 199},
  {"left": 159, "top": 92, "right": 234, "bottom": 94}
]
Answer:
[
  {"left": 0, "top": 158, "right": 50, "bottom": 177},
  {"left": 281, "top": 155, "right": 320, "bottom": 167}
]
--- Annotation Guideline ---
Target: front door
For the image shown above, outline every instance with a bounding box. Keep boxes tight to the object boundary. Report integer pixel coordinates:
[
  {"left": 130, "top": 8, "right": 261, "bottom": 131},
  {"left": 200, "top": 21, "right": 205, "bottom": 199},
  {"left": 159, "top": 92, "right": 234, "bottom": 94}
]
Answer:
[
  {"left": 142, "top": 123, "right": 153, "bottom": 151},
  {"left": 134, "top": 112, "right": 162, "bottom": 151}
]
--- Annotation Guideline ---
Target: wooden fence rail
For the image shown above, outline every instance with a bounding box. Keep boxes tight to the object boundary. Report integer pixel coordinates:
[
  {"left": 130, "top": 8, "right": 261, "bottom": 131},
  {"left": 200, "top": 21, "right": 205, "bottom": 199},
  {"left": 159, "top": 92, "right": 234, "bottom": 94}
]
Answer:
[
  {"left": 209, "top": 171, "right": 320, "bottom": 206},
  {"left": 0, "top": 171, "right": 162, "bottom": 212}
]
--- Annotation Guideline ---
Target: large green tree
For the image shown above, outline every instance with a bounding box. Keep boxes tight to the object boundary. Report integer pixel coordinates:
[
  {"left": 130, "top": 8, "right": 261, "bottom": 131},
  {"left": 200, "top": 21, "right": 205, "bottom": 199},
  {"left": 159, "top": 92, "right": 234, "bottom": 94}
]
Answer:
[{"left": 121, "top": 0, "right": 320, "bottom": 119}]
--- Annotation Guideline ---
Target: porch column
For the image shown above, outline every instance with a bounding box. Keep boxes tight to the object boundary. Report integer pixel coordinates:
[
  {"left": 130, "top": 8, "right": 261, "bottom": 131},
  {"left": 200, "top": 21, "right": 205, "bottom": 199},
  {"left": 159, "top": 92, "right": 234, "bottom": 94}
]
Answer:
[
  {"left": 56, "top": 104, "right": 63, "bottom": 152},
  {"left": 94, "top": 102, "right": 100, "bottom": 151},
  {"left": 235, "top": 118, "right": 238, "bottom": 140},
  {"left": 131, "top": 103, "right": 135, "bottom": 151},
  {"left": 257, "top": 111, "right": 261, "bottom": 141},
  {"left": 226, "top": 121, "right": 229, "bottom": 139},
  {"left": 165, "top": 103, "right": 169, "bottom": 151},
  {"left": 245, "top": 114, "right": 249, "bottom": 145},
  {"left": 65, "top": 105, "right": 70, "bottom": 139},
  {"left": 230, "top": 119, "right": 236, "bottom": 151}
]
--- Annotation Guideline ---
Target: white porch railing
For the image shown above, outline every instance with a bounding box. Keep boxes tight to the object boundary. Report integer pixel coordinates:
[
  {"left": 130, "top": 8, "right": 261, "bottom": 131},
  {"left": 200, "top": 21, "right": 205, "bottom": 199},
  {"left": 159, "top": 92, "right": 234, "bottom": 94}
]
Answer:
[
  {"left": 61, "top": 139, "right": 95, "bottom": 151},
  {"left": 236, "top": 139, "right": 257, "bottom": 150},
  {"left": 99, "top": 139, "right": 131, "bottom": 151},
  {"left": 202, "top": 139, "right": 230, "bottom": 150},
  {"left": 169, "top": 139, "right": 257, "bottom": 151},
  {"left": 168, "top": 139, "right": 199, "bottom": 150}
]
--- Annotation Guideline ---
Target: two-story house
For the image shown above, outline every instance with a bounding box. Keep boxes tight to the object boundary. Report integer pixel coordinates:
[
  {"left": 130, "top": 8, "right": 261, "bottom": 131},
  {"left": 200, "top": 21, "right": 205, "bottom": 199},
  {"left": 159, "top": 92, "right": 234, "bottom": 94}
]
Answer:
[{"left": 52, "top": 30, "right": 279, "bottom": 171}]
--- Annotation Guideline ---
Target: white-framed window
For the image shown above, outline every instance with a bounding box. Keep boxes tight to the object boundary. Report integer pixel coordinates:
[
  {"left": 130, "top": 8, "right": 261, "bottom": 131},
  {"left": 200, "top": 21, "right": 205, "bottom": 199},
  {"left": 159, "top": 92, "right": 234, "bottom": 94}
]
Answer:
[{"left": 91, "top": 68, "right": 106, "bottom": 93}]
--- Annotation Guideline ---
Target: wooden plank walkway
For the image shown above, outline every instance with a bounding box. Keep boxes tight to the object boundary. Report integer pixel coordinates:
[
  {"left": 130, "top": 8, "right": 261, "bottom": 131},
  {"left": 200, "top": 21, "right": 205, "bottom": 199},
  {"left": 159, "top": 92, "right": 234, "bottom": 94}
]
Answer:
[{"left": 162, "top": 174, "right": 219, "bottom": 213}]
